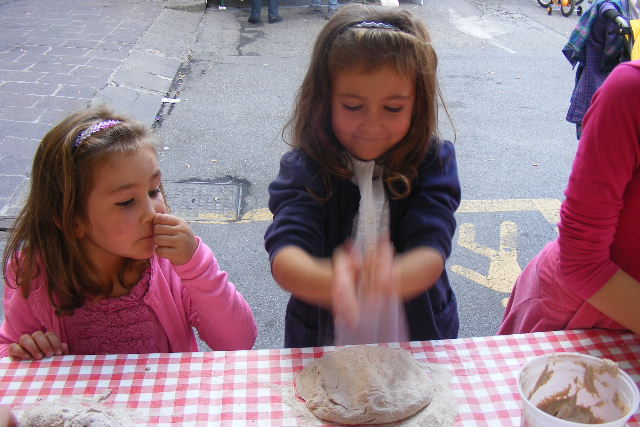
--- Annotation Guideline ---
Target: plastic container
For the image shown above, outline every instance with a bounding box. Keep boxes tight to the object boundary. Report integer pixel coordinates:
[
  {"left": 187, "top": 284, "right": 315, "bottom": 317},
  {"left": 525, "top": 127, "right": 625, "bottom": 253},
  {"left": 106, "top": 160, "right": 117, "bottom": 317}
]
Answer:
[{"left": 517, "top": 352, "right": 639, "bottom": 427}]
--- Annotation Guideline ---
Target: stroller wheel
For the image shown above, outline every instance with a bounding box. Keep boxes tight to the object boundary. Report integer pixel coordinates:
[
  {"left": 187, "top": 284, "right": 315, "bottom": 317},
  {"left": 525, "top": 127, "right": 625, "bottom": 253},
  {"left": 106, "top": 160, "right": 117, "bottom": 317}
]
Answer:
[
  {"left": 560, "top": 0, "right": 575, "bottom": 16},
  {"left": 577, "top": 5, "right": 582, "bottom": 15}
]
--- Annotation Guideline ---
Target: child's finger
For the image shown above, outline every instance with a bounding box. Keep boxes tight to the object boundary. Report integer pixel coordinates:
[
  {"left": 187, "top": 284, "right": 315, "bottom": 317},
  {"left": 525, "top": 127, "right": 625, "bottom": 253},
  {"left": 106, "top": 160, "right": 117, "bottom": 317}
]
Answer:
[
  {"left": 31, "top": 331, "right": 55, "bottom": 358},
  {"left": 61, "top": 342, "right": 69, "bottom": 355},
  {"left": 17, "top": 334, "right": 43, "bottom": 360},
  {"left": 44, "top": 331, "right": 64, "bottom": 356},
  {"left": 332, "top": 248, "right": 359, "bottom": 329},
  {"left": 334, "top": 275, "right": 359, "bottom": 329},
  {"left": 375, "top": 238, "right": 395, "bottom": 295},
  {"left": 153, "top": 225, "right": 178, "bottom": 240},
  {"left": 152, "top": 213, "right": 181, "bottom": 226},
  {"left": 7, "top": 343, "right": 32, "bottom": 361},
  {"left": 155, "top": 245, "right": 177, "bottom": 258}
]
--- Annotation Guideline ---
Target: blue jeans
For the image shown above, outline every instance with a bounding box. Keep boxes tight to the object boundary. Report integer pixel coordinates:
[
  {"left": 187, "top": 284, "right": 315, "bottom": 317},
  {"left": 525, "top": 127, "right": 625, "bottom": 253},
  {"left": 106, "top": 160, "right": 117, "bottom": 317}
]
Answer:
[
  {"left": 310, "top": 0, "right": 338, "bottom": 10},
  {"left": 250, "top": 0, "right": 279, "bottom": 18}
]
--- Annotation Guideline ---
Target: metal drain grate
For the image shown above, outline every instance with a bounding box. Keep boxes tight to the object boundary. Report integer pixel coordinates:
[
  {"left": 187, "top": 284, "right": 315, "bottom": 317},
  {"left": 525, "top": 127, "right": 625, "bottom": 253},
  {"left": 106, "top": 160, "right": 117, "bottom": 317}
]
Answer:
[{"left": 164, "top": 180, "right": 243, "bottom": 222}]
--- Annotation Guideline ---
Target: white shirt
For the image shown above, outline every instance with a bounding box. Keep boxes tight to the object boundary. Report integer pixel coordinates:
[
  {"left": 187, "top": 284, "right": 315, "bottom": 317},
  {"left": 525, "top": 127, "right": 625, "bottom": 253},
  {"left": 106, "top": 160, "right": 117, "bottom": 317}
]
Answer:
[{"left": 349, "top": 156, "right": 390, "bottom": 255}]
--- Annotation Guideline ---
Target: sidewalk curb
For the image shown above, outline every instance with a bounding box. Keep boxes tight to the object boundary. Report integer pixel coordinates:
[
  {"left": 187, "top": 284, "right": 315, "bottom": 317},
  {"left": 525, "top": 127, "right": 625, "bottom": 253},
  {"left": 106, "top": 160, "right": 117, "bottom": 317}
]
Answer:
[
  {"left": 0, "top": 2, "right": 206, "bottom": 229},
  {"left": 93, "top": 6, "right": 205, "bottom": 128}
]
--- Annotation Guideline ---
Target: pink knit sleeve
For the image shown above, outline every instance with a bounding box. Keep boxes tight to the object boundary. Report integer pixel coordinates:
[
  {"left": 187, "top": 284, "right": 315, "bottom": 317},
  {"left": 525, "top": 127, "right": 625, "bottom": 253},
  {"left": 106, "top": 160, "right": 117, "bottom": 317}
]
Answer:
[
  {"left": 558, "top": 62, "right": 640, "bottom": 300},
  {"left": 173, "top": 238, "right": 257, "bottom": 350},
  {"left": 0, "top": 260, "right": 45, "bottom": 357}
]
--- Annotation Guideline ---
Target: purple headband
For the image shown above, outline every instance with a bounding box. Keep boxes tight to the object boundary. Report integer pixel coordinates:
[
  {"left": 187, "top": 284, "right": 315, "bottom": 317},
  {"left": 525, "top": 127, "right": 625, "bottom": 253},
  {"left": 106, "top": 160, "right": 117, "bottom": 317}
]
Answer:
[
  {"left": 73, "top": 119, "right": 122, "bottom": 148},
  {"left": 352, "top": 21, "right": 401, "bottom": 31}
]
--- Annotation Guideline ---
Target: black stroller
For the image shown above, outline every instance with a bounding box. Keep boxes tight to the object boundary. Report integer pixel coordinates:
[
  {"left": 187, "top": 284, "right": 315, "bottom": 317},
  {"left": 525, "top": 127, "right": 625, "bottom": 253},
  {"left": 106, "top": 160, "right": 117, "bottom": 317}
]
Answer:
[{"left": 563, "top": 0, "right": 636, "bottom": 138}]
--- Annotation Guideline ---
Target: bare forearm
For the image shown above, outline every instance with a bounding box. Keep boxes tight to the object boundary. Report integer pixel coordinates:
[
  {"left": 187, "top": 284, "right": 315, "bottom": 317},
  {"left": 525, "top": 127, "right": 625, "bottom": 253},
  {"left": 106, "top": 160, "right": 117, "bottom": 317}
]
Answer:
[
  {"left": 272, "top": 246, "right": 333, "bottom": 308},
  {"left": 588, "top": 269, "right": 640, "bottom": 334},
  {"left": 395, "top": 247, "right": 445, "bottom": 300},
  {"left": 272, "top": 245, "right": 446, "bottom": 308}
]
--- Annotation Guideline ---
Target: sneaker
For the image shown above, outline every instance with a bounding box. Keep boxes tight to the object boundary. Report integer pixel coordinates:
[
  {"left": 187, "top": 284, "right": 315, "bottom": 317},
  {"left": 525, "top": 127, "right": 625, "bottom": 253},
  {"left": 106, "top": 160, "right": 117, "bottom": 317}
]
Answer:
[
  {"left": 300, "top": 5, "right": 322, "bottom": 14},
  {"left": 268, "top": 15, "right": 283, "bottom": 23},
  {"left": 248, "top": 15, "right": 260, "bottom": 23}
]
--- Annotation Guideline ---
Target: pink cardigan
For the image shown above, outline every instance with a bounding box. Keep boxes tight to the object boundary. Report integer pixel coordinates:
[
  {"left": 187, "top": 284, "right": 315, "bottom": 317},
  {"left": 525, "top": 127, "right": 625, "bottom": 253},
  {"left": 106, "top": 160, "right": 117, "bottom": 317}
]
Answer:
[
  {"left": 0, "top": 237, "right": 257, "bottom": 357},
  {"left": 500, "top": 61, "right": 640, "bottom": 334}
]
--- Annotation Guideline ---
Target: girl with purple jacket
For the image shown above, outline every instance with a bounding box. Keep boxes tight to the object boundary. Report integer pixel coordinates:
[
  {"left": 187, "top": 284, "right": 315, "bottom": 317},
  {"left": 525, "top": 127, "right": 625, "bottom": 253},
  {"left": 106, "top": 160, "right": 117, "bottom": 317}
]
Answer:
[{"left": 265, "top": 4, "right": 461, "bottom": 348}]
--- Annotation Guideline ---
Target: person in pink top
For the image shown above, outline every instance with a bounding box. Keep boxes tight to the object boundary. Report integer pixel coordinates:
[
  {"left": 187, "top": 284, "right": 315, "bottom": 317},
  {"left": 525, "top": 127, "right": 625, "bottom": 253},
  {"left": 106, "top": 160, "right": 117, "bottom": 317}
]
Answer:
[
  {"left": 0, "top": 105, "right": 257, "bottom": 360},
  {"left": 499, "top": 60, "right": 640, "bottom": 335}
]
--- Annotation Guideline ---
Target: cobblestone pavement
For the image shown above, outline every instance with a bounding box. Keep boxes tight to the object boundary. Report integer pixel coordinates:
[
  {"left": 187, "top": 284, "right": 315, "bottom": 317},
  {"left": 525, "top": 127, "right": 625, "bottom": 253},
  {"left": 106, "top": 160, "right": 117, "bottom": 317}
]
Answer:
[{"left": 0, "top": 0, "right": 204, "bottom": 226}]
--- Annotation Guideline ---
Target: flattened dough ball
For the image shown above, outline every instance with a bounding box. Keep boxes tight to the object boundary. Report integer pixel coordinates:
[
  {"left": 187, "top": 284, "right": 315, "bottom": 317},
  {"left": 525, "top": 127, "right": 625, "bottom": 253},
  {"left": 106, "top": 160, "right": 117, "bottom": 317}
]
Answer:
[{"left": 295, "top": 345, "right": 433, "bottom": 425}]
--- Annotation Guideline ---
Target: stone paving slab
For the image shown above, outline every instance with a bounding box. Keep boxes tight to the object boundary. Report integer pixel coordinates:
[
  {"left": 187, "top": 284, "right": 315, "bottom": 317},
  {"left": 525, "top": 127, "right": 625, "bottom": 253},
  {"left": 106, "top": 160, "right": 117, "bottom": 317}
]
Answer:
[{"left": 0, "top": 0, "right": 206, "bottom": 229}]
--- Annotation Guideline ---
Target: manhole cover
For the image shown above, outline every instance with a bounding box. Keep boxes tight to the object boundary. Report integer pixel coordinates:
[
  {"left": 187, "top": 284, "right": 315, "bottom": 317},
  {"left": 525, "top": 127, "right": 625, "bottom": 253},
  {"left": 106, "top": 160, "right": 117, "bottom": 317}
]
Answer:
[
  {"left": 164, "top": 180, "right": 243, "bottom": 222},
  {"left": 0, "top": 179, "right": 243, "bottom": 229}
]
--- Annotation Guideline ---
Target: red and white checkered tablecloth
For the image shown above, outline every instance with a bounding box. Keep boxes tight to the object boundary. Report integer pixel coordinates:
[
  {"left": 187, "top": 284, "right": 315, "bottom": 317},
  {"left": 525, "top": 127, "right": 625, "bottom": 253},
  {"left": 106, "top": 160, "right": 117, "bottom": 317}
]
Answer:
[{"left": 0, "top": 329, "right": 638, "bottom": 426}]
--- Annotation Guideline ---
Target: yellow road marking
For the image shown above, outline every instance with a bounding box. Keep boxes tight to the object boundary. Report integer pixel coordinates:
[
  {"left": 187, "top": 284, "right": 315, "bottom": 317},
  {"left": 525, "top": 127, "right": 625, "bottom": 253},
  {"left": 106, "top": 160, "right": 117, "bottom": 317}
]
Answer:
[
  {"left": 449, "top": 198, "right": 561, "bottom": 305},
  {"left": 188, "top": 198, "right": 562, "bottom": 224},
  {"left": 458, "top": 198, "right": 561, "bottom": 226},
  {"left": 189, "top": 198, "right": 562, "bottom": 305}
]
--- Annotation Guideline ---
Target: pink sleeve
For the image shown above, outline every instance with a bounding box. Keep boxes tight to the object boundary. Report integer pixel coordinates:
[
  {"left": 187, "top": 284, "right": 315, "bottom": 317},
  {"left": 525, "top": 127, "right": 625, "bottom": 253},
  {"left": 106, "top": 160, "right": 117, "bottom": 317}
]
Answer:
[
  {"left": 558, "top": 62, "right": 640, "bottom": 300},
  {"left": 0, "top": 261, "right": 45, "bottom": 357},
  {"left": 173, "top": 238, "right": 257, "bottom": 351}
]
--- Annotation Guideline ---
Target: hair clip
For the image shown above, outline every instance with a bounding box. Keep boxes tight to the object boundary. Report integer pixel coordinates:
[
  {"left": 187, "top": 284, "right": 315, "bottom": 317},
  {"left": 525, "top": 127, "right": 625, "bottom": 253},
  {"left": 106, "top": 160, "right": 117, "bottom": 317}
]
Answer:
[
  {"left": 352, "top": 21, "right": 401, "bottom": 31},
  {"left": 73, "top": 120, "right": 122, "bottom": 148}
]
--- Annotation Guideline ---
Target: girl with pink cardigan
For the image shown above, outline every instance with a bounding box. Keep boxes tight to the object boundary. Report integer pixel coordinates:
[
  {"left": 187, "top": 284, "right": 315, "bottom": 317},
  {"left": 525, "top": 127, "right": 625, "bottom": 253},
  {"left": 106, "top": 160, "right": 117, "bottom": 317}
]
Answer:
[{"left": 0, "top": 106, "right": 257, "bottom": 359}]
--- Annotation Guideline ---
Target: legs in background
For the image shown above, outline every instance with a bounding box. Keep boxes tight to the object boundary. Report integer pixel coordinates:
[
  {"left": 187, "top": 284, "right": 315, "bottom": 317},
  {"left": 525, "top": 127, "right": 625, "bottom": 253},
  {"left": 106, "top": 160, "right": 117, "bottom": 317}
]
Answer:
[
  {"left": 248, "top": 0, "right": 261, "bottom": 23},
  {"left": 249, "top": 0, "right": 282, "bottom": 23}
]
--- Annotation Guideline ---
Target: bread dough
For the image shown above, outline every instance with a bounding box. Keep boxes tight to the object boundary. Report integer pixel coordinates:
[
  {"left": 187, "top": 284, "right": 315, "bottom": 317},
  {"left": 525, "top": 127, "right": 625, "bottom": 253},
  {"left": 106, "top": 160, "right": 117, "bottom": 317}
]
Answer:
[
  {"left": 295, "top": 345, "right": 433, "bottom": 425},
  {"left": 19, "top": 395, "right": 133, "bottom": 427}
]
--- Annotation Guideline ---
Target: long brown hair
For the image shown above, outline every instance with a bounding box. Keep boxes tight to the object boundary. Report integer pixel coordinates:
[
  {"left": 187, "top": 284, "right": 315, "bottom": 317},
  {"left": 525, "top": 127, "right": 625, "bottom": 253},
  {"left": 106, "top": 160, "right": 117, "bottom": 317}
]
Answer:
[
  {"left": 286, "top": 4, "right": 446, "bottom": 198},
  {"left": 2, "top": 105, "right": 162, "bottom": 315}
]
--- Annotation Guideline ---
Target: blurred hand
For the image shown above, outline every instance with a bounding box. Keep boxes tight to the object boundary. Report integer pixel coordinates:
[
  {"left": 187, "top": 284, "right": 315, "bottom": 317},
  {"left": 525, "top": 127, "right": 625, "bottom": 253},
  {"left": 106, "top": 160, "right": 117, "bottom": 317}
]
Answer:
[
  {"left": 332, "top": 236, "right": 400, "bottom": 330},
  {"left": 360, "top": 236, "right": 397, "bottom": 298},
  {"left": 0, "top": 405, "right": 17, "bottom": 427},
  {"left": 332, "top": 241, "right": 361, "bottom": 329},
  {"left": 8, "top": 331, "right": 69, "bottom": 361},
  {"left": 153, "top": 213, "right": 198, "bottom": 266}
]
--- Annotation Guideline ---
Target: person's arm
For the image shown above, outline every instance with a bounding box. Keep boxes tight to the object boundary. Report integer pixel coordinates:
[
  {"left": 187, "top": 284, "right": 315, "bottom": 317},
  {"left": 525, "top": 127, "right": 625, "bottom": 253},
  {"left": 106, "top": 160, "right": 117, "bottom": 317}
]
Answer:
[
  {"left": 265, "top": 150, "right": 332, "bottom": 304},
  {"left": 395, "top": 139, "right": 461, "bottom": 296},
  {"left": 394, "top": 247, "right": 444, "bottom": 300},
  {"left": 274, "top": 242, "right": 446, "bottom": 311},
  {"left": 588, "top": 270, "right": 640, "bottom": 334},
  {"left": 272, "top": 246, "right": 333, "bottom": 307},
  {"left": 557, "top": 62, "right": 640, "bottom": 321},
  {"left": 0, "top": 260, "right": 66, "bottom": 359},
  {"left": 175, "top": 238, "right": 257, "bottom": 351}
]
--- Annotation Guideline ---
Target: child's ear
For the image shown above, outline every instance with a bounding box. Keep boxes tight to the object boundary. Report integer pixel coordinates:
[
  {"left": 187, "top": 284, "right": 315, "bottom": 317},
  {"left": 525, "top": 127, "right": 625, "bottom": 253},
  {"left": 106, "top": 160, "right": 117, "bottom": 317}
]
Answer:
[
  {"left": 73, "top": 219, "right": 86, "bottom": 239},
  {"left": 52, "top": 215, "right": 84, "bottom": 237}
]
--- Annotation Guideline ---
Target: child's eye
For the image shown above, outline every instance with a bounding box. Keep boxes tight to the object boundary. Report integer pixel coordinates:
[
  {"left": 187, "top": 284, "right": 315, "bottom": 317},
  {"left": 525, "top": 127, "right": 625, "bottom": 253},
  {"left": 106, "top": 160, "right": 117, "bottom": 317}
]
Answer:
[
  {"left": 385, "top": 106, "right": 404, "bottom": 113},
  {"left": 343, "top": 104, "right": 362, "bottom": 112},
  {"left": 116, "top": 199, "right": 134, "bottom": 207},
  {"left": 149, "top": 188, "right": 161, "bottom": 198}
]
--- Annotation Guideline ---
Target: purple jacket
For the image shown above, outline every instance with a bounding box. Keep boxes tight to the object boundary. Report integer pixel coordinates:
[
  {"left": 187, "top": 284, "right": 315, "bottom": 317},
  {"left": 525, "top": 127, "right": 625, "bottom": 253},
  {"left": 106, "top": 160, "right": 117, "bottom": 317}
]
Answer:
[
  {"left": 265, "top": 139, "right": 461, "bottom": 348},
  {"left": 0, "top": 237, "right": 257, "bottom": 357}
]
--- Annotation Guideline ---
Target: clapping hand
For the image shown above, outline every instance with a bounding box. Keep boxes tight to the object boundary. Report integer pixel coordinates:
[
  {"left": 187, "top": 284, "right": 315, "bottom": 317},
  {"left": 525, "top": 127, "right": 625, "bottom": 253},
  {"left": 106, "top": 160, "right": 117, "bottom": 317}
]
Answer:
[
  {"left": 153, "top": 213, "right": 198, "bottom": 266},
  {"left": 332, "top": 237, "right": 398, "bottom": 329},
  {"left": 9, "top": 331, "right": 69, "bottom": 361}
]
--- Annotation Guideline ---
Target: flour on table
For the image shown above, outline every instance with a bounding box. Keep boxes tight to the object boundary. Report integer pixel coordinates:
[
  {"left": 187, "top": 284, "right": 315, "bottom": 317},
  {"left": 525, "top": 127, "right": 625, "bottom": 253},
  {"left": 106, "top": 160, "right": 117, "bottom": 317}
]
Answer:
[
  {"left": 290, "top": 345, "right": 457, "bottom": 426},
  {"left": 18, "top": 390, "right": 138, "bottom": 427}
]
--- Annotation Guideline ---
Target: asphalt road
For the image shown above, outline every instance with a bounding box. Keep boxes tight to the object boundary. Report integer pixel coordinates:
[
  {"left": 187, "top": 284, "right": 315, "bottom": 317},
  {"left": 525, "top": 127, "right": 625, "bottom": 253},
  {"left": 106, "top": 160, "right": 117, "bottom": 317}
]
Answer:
[
  {"left": 152, "top": 0, "right": 583, "bottom": 349},
  {"left": 0, "top": 0, "right": 585, "bottom": 350}
]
